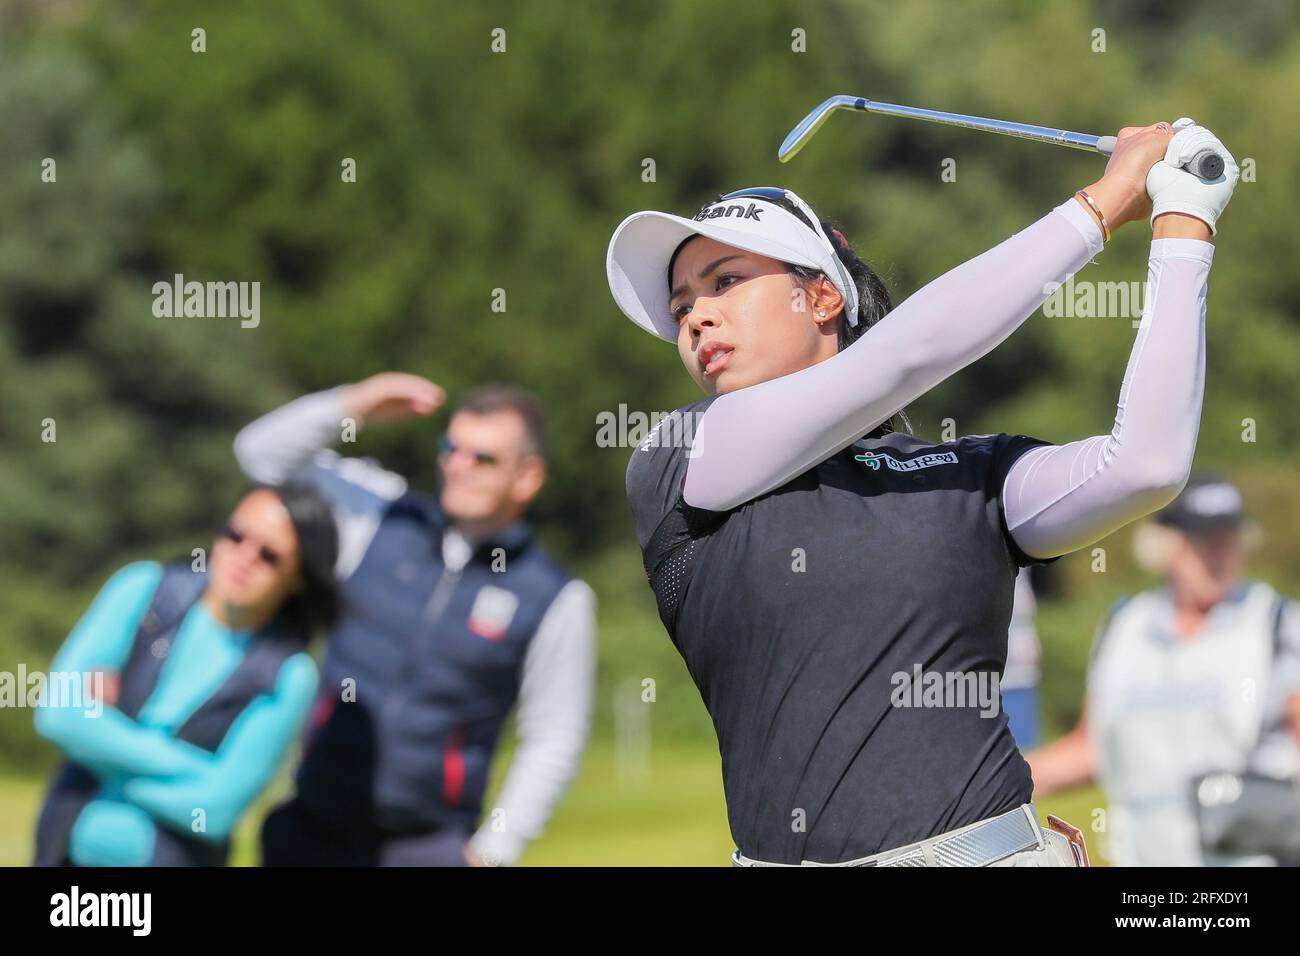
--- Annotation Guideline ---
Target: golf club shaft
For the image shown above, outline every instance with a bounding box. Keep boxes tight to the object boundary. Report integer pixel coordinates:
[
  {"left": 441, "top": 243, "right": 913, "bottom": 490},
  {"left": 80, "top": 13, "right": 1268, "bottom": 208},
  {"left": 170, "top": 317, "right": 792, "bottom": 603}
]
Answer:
[
  {"left": 779, "top": 95, "right": 1225, "bottom": 180},
  {"left": 865, "top": 97, "right": 1110, "bottom": 152}
]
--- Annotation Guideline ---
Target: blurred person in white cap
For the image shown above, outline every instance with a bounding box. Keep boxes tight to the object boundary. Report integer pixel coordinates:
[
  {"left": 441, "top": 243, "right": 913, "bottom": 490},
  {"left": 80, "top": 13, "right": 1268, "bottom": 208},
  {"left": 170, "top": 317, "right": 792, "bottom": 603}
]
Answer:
[
  {"left": 1028, "top": 475, "right": 1300, "bottom": 866},
  {"left": 606, "top": 119, "right": 1239, "bottom": 866}
]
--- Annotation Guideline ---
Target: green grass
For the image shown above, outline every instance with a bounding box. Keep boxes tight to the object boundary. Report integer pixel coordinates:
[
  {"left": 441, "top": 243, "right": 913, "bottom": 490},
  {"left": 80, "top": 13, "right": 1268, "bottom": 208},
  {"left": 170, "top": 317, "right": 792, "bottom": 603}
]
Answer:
[
  {"left": 1, "top": 741, "right": 1109, "bottom": 866},
  {"left": 0, "top": 775, "right": 43, "bottom": 866}
]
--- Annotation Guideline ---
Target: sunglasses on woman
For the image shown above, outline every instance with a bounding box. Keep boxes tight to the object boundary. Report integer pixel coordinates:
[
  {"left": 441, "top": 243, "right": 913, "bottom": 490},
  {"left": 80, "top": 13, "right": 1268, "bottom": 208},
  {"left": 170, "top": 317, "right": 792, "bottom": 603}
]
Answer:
[{"left": 220, "top": 524, "right": 283, "bottom": 567}]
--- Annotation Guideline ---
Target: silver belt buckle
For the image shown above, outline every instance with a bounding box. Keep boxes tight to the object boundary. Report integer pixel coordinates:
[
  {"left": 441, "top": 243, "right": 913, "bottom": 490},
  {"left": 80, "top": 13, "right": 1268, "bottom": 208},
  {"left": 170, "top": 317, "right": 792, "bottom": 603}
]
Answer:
[
  {"left": 926, "top": 805, "right": 1042, "bottom": 866},
  {"left": 743, "top": 805, "right": 1044, "bottom": 867},
  {"left": 848, "top": 805, "right": 1042, "bottom": 867}
]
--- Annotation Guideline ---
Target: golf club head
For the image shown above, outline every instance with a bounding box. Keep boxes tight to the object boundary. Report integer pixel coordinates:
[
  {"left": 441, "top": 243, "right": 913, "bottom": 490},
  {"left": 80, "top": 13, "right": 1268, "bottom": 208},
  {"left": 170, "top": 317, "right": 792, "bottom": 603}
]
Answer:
[{"left": 778, "top": 95, "right": 867, "bottom": 163}]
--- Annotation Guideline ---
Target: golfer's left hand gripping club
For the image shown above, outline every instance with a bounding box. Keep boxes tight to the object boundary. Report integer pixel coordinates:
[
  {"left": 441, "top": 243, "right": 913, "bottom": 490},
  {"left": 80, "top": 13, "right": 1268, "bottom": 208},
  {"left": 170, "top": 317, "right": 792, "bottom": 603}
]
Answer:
[{"left": 779, "top": 95, "right": 1226, "bottom": 180}]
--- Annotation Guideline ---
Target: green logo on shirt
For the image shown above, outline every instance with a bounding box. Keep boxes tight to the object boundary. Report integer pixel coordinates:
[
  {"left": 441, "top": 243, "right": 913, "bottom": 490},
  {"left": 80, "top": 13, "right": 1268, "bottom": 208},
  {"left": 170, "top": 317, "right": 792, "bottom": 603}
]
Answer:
[{"left": 855, "top": 451, "right": 959, "bottom": 473}]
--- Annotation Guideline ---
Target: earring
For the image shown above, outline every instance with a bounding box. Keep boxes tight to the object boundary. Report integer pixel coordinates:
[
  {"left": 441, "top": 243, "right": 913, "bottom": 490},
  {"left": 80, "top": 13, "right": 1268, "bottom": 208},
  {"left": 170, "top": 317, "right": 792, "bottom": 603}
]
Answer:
[{"left": 817, "top": 309, "right": 827, "bottom": 317}]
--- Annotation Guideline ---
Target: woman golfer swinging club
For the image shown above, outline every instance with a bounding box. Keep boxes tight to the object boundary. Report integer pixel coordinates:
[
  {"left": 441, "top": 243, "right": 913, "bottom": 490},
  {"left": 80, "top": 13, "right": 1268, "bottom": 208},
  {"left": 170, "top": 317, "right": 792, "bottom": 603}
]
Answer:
[{"left": 605, "top": 118, "right": 1239, "bottom": 867}]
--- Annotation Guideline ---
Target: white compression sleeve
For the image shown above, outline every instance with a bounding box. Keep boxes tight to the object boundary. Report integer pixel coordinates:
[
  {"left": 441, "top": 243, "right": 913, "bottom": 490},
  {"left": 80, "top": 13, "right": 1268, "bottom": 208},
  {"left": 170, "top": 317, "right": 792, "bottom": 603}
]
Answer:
[
  {"left": 682, "top": 198, "right": 1105, "bottom": 512},
  {"left": 1002, "top": 238, "right": 1213, "bottom": 559},
  {"left": 233, "top": 387, "right": 349, "bottom": 484}
]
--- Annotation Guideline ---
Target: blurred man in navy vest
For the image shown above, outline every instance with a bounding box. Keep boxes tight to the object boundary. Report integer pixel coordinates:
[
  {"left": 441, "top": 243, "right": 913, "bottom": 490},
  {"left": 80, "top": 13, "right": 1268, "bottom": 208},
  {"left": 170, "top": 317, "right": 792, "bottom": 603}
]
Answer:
[{"left": 236, "top": 372, "right": 595, "bottom": 866}]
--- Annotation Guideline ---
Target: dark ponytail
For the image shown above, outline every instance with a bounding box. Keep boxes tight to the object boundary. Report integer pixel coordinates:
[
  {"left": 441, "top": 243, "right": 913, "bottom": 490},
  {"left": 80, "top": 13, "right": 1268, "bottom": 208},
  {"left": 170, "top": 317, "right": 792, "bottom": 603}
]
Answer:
[
  {"left": 788, "top": 215, "right": 912, "bottom": 438},
  {"left": 263, "top": 481, "right": 340, "bottom": 638}
]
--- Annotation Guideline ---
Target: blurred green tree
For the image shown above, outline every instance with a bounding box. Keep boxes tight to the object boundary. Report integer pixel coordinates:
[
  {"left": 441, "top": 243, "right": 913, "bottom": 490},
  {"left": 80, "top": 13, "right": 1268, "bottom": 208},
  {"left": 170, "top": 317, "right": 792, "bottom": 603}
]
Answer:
[{"left": 1, "top": 0, "right": 1297, "bottom": 772}]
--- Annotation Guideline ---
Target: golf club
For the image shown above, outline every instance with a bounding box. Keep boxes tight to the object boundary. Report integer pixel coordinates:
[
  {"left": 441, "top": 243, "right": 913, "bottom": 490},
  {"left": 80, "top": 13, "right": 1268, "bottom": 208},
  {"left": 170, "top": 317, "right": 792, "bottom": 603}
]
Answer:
[{"left": 779, "top": 95, "right": 1226, "bottom": 180}]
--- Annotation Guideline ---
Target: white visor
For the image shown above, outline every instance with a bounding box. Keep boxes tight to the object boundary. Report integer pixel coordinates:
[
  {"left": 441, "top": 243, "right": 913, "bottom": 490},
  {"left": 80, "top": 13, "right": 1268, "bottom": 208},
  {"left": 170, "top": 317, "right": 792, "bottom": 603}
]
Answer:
[{"left": 605, "top": 189, "right": 859, "bottom": 343}]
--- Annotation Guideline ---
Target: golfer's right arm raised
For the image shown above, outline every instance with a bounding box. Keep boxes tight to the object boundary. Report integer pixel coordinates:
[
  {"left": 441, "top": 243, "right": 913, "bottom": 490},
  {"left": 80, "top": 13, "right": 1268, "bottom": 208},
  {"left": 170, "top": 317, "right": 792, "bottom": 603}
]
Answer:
[
  {"left": 683, "top": 198, "right": 1110, "bottom": 511},
  {"left": 681, "top": 124, "right": 1191, "bottom": 512}
]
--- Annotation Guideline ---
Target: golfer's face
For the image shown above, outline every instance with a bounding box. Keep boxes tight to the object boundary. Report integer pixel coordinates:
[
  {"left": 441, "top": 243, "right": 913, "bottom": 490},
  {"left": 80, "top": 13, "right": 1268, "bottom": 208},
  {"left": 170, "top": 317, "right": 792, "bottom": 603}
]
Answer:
[
  {"left": 438, "top": 410, "right": 540, "bottom": 522},
  {"left": 669, "top": 237, "right": 836, "bottom": 394},
  {"left": 210, "top": 489, "right": 302, "bottom": 613}
]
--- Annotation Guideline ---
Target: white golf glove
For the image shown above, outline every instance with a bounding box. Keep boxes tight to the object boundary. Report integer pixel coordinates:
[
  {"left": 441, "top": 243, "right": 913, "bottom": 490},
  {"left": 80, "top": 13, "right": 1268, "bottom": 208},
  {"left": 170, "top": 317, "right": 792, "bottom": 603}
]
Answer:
[{"left": 1146, "top": 117, "right": 1240, "bottom": 236}]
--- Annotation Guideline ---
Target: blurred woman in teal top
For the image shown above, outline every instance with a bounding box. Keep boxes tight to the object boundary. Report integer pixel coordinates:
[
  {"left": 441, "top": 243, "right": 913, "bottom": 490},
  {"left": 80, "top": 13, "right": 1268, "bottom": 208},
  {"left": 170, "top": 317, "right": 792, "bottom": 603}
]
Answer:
[{"left": 34, "top": 483, "right": 339, "bottom": 866}]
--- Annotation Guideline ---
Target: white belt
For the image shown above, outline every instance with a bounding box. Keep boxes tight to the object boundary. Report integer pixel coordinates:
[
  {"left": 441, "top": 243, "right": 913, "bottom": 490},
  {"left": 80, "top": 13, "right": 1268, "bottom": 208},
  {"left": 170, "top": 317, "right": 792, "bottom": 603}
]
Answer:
[{"left": 731, "top": 804, "right": 1045, "bottom": 867}]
